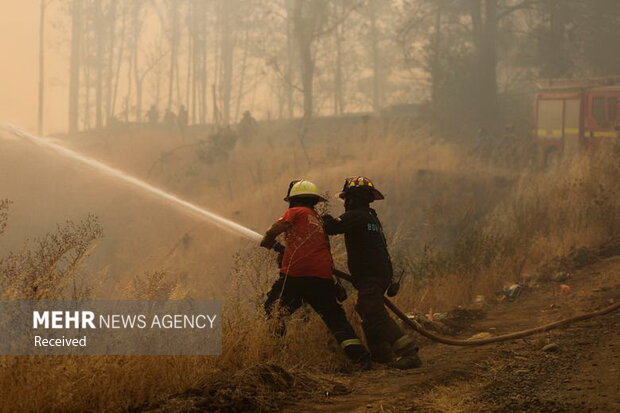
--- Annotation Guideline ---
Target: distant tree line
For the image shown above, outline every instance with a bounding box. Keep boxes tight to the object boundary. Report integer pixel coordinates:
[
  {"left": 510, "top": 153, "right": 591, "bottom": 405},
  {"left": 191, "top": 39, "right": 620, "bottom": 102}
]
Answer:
[
  {"left": 36, "top": 0, "right": 620, "bottom": 133},
  {"left": 400, "top": 0, "right": 620, "bottom": 126}
]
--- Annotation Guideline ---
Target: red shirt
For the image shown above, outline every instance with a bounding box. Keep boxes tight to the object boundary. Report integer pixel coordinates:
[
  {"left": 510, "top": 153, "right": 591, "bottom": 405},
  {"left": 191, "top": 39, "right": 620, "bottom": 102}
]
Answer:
[{"left": 278, "top": 207, "right": 333, "bottom": 279}]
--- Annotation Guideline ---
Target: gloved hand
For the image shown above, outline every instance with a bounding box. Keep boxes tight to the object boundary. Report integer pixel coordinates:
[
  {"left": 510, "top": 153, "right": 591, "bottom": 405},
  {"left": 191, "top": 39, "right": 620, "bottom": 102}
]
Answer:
[
  {"left": 387, "top": 269, "right": 404, "bottom": 297},
  {"left": 322, "top": 214, "right": 336, "bottom": 224},
  {"left": 386, "top": 280, "right": 400, "bottom": 297},
  {"left": 260, "top": 237, "right": 275, "bottom": 250},
  {"left": 334, "top": 281, "right": 348, "bottom": 302}
]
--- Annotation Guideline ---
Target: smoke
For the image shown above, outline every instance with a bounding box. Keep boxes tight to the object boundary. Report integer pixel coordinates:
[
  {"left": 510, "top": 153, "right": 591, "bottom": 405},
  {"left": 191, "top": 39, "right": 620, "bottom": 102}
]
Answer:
[{"left": 0, "top": 123, "right": 263, "bottom": 243}]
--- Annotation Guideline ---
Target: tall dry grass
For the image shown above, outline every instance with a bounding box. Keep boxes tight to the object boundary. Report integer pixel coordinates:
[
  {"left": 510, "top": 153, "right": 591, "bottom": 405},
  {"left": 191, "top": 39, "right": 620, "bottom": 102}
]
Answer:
[
  {"left": 0, "top": 212, "right": 347, "bottom": 412},
  {"left": 0, "top": 199, "right": 10, "bottom": 236},
  {"left": 395, "top": 146, "right": 620, "bottom": 314}
]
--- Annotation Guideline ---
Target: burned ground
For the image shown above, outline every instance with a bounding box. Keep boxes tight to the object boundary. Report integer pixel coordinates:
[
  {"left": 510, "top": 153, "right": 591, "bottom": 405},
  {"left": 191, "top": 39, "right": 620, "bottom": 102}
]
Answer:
[{"left": 287, "top": 255, "right": 620, "bottom": 413}]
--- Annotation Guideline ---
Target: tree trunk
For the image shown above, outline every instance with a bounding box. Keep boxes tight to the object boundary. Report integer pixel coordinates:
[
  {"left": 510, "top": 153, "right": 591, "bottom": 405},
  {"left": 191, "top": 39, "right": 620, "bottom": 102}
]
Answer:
[
  {"left": 83, "top": 36, "right": 91, "bottom": 130},
  {"left": 125, "top": 16, "right": 135, "bottom": 122},
  {"left": 105, "top": 0, "right": 118, "bottom": 123},
  {"left": 132, "top": 4, "right": 142, "bottom": 121},
  {"left": 541, "top": 0, "right": 568, "bottom": 78},
  {"left": 37, "top": 0, "right": 46, "bottom": 135},
  {"left": 299, "top": 37, "right": 313, "bottom": 119},
  {"left": 186, "top": 5, "right": 192, "bottom": 109},
  {"left": 110, "top": 0, "right": 127, "bottom": 118},
  {"left": 235, "top": 30, "right": 249, "bottom": 122},
  {"left": 293, "top": 0, "right": 315, "bottom": 120},
  {"left": 369, "top": 0, "right": 381, "bottom": 112},
  {"left": 212, "top": 84, "right": 219, "bottom": 124},
  {"left": 200, "top": 3, "right": 208, "bottom": 124},
  {"left": 285, "top": 0, "right": 295, "bottom": 118},
  {"left": 168, "top": 0, "right": 180, "bottom": 109},
  {"left": 334, "top": 2, "right": 344, "bottom": 115},
  {"left": 192, "top": 0, "right": 208, "bottom": 124},
  {"left": 220, "top": 0, "right": 234, "bottom": 126},
  {"left": 334, "top": 31, "right": 342, "bottom": 115},
  {"left": 430, "top": 2, "right": 443, "bottom": 110},
  {"left": 470, "top": 0, "right": 498, "bottom": 124},
  {"left": 69, "top": 0, "right": 82, "bottom": 133},
  {"left": 95, "top": 0, "right": 104, "bottom": 129},
  {"left": 136, "top": 79, "right": 143, "bottom": 122}
]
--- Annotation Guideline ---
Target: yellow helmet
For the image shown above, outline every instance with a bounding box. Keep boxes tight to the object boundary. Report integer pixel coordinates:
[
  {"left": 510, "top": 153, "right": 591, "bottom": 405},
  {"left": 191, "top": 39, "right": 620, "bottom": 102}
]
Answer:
[{"left": 284, "top": 179, "right": 327, "bottom": 202}]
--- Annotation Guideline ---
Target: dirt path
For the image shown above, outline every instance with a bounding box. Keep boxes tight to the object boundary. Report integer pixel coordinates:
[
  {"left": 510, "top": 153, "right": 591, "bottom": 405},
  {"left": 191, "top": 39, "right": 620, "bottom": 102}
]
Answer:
[{"left": 290, "top": 257, "right": 620, "bottom": 412}]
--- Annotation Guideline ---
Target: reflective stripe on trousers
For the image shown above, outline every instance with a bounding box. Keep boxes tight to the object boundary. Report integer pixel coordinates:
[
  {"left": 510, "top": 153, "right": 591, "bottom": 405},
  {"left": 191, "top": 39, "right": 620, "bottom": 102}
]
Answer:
[{"left": 340, "top": 338, "right": 363, "bottom": 349}]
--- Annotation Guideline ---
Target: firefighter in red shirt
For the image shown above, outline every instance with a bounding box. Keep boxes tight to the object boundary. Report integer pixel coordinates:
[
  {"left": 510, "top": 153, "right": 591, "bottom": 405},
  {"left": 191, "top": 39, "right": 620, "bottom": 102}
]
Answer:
[{"left": 260, "top": 180, "right": 371, "bottom": 369}]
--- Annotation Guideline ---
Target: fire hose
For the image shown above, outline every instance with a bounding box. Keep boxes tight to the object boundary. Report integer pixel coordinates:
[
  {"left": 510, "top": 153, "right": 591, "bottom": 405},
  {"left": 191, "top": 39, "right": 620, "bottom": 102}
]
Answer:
[{"left": 333, "top": 269, "right": 620, "bottom": 346}]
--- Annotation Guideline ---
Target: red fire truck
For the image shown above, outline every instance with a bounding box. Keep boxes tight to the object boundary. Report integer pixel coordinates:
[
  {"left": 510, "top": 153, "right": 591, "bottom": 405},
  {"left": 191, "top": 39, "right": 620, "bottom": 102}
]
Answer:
[{"left": 535, "top": 77, "right": 620, "bottom": 164}]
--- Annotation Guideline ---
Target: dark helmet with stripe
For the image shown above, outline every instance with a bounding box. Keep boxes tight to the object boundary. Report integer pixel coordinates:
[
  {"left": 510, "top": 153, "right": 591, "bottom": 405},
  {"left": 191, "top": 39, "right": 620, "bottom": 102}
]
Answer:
[{"left": 337, "top": 176, "right": 384, "bottom": 201}]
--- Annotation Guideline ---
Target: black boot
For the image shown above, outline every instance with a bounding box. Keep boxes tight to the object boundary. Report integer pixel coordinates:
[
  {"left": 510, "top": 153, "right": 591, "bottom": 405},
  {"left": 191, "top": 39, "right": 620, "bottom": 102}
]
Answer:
[
  {"left": 388, "top": 353, "right": 422, "bottom": 370},
  {"left": 343, "top": 344, "right": 373, "bottom": 371},
  {"left": 368, "top": 341, "right": 395, "bottom": 364},
  {"left": 388, "top": 335, "right": 422, "bottom": 370}
]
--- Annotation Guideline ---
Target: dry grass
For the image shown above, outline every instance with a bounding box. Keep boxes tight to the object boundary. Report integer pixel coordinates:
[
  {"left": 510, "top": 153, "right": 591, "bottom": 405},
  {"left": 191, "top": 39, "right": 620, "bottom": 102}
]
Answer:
[
  {"left": 415, "top": 381, "right": 489, "bottom": 413},
  {"left": 395, "top": 147, "right": 620, "bottom": 315},
  {"left": 3, "top": 122, "right": 620, "bottom": 411},
  {"left": 0, "top": 199, "right": 10, "bottom": 236},
  {"left": 0, "top": 215, "right": 102, "bottom": 301},
  {"left": 0, "top": 224, "right": 346, "bottom": 412}
]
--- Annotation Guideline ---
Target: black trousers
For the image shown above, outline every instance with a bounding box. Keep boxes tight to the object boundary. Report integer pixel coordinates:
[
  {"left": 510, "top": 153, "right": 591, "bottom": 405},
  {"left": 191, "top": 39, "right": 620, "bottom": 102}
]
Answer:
[
  {"left": 353, "top": 276, "right": 407, "bottom": 356},
  {"left": 264, "top": 274, "right": 362, "bottom": 348}
]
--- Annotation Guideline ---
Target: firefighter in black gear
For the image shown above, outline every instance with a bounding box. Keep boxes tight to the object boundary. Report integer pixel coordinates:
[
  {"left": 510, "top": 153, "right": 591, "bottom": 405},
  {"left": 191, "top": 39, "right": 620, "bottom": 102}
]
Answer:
[
  {"left": 323, "top": 176, "right": 422, "bottom": 370},
  {"left": 261, "top": 180, "right": 372, "bottom": 370}
]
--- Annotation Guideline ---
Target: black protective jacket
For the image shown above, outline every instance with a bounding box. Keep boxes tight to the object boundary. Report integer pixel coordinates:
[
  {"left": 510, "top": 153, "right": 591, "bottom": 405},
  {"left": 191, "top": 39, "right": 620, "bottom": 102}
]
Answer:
[{"left": 324, "top": 207, "right": 393, "bottom": 279}]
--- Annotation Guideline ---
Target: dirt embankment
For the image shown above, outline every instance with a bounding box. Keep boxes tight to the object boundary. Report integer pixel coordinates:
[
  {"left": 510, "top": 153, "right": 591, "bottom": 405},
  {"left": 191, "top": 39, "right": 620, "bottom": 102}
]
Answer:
[{"left": 291, "top": 256, "right": 619, "bottom": 413}]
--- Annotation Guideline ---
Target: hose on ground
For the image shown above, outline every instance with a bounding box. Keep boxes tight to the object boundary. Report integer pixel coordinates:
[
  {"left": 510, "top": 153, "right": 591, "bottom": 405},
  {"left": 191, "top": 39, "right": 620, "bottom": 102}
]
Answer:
[{"left": 333, "top": 269, "right": 620, "bottom": 346}]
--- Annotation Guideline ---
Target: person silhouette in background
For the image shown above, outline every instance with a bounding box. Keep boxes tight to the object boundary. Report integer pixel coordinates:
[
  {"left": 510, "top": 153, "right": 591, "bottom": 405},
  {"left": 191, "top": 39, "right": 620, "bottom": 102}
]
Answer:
[
  {"left": 146, "top": 105, "right": 159, "bottom": 124},
  {"left": 238, "top": 110, "right": 258, "bottom": 143},
  {"left": 164, "top": 108, "right": 177, "bottom": 136},
  {"left": 177, "top": 105, "right": 188, "bottom": 138}
]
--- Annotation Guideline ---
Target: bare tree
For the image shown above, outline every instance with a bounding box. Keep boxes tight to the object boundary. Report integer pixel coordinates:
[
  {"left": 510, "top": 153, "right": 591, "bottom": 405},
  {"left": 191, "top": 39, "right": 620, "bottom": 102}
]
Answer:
[
  {"left": 131, "top": 1, "right": 146, "bottom": 121},
  {"left": 470, "top": 0, "right": 537, "bottom": 123},
  {"left": 285, "top": 0, "right": 296, "bottom": 118},
  {"left": 166, "top": 0, "right": 182, "bottom": 109},
  {"left": 469, "top": 0, "right": 499, "bottom": 122},
  {"left": 332, "top": 0, "right": 345, "bottom": 114},
  {"left": 218, "top": 0, "right": 237, "bottom": 126},
  {"left": 37, "top": 0, "right": 54, "bottom": 135},
  {"left": 189, "top": 0, "right": 209, "bottom": 124},
  {"left": 292, "top": 0, "right": 328, "bottom": 119},
  {"left": 95, "top": 0, "right": 104, "bottom": 128},
  {"left": 109, "top": 0, "right": 129, "bottom": 120},
  {"left": 68, "top": 0, "right": 82, "bottom": 133},
  {"left": 234, "top": 30, "right": 250, "bottom": 122},
  {"left": 368, "top": 0, "right": 381, "bottom": 112},
  {"left": 291, "top": 0, "right": 359, "bottom": 119},
  {"left": 104, "top": 0, "right": 118, "bottom": 122}
]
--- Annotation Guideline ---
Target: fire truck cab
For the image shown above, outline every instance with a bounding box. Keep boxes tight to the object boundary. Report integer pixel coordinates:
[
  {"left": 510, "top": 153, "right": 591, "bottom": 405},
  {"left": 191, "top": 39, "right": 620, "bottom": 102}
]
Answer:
[{"left": 535, "top": 77, "right": 620, "bottom": 163}]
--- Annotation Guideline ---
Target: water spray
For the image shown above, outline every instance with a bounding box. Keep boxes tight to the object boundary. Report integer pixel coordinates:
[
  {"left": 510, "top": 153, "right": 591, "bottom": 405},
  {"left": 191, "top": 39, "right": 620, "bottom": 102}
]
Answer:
[{"left": 0, "top": 123, "right": 263, "bottom": 243}]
